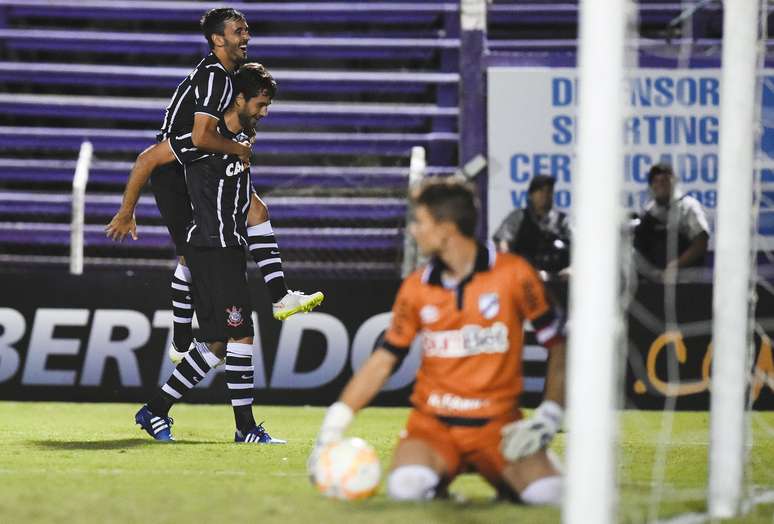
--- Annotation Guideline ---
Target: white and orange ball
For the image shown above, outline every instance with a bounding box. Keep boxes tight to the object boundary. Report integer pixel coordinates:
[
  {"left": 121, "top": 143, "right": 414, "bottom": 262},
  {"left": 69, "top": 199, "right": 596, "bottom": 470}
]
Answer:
[{"left": 314, "top": 437, "right": 381, "bottom": 500}]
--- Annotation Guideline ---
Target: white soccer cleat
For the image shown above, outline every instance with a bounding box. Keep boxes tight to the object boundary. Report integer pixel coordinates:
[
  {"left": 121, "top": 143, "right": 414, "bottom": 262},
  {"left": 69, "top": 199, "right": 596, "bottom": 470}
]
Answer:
[{"left": 273, "top": 290, "right": 324, "bottom": 321}]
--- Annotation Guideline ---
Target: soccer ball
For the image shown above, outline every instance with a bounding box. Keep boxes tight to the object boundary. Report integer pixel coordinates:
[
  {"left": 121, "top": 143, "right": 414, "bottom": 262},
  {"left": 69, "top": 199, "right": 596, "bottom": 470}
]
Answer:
[{"left": 314, "top": 437, "right": 381, "bottom": 500}]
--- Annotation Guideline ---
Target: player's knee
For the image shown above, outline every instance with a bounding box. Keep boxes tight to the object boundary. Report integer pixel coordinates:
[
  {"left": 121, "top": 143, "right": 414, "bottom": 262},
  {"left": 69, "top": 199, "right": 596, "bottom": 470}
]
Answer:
[
  {"left": 386, "top": 465, "right": 439, "bottom": 501},
  {"left": 248, "top": 196, "right": 269, "bottom": 224},
  {"left": 520, "top": 475, "right": 562, "bottom": 506}
]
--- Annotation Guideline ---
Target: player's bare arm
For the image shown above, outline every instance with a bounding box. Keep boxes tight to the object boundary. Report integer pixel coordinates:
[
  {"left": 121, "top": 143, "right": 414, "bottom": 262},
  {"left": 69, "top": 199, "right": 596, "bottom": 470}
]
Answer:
[
  {"left": 339, "top": 348, "right": 398, "bottom": 412},
  {"left": 542, "top": 339, "right": 566, "bottom": 408},
  {"left": 105, "top": 140, "right": 176, "bottom": 241},
  {"left": 192, "top": 113, "right": 252, "bottom": 165}
]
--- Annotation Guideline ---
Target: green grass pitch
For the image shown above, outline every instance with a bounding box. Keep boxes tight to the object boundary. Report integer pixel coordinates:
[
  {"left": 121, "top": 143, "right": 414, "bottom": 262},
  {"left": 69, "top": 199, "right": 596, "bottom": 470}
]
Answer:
[{"left": 0, "top": 402, "right": 771, "bottom": 523}]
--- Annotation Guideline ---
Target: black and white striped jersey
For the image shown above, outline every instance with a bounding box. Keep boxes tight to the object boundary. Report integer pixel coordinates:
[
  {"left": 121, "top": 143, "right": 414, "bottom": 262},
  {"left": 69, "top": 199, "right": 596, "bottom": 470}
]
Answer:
[
  {"left": 184, "top": 127, "right": 252, "bottom": 248},
  {"left": 157, "top": 53, "right": 235, "bottom": 165}
]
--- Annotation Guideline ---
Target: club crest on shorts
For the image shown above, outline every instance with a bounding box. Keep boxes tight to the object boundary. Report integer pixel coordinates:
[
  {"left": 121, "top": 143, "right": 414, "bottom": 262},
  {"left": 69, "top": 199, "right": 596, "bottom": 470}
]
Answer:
[
  {"left": 478, "top": 293, "right": 500, "bottom": 319},
  {"left": 226, "top": 306, "right": 244, "bottom": 327}
]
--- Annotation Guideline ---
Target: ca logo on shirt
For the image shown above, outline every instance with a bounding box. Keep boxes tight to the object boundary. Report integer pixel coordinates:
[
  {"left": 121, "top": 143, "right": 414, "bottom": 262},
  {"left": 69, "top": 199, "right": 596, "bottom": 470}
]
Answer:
[
  {"left": 478, "top": 293, "right": 500, "bottom": 319},
  {"left": 226, "top": 160, "right": 246, "bottom": 177}
]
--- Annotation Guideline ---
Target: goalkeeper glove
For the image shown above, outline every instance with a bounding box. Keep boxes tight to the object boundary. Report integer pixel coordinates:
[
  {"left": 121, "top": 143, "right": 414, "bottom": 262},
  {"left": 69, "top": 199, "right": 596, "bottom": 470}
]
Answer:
[
  {"left": 307, "top": 402, "right": 354, "bottom": 482},
  {"left": 500, "top": 400, "right": 563, "bottom": 461}
]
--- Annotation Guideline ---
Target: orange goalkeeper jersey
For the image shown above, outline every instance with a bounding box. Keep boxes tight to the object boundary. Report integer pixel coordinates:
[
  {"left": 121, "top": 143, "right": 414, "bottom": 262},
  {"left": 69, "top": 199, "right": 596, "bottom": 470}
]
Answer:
[{"left": 383, "top": 243, "right": 564, "bottom": 419}]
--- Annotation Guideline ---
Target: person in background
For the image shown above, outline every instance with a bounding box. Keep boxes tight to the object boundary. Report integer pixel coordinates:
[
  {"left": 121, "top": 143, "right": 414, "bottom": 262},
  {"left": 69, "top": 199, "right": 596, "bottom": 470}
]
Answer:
[
  {"left": 492, "top": 175, "right": 571, "bottom": 282},
  {"left": 633, "top": 163, "right": 710, "bottom": 282}
]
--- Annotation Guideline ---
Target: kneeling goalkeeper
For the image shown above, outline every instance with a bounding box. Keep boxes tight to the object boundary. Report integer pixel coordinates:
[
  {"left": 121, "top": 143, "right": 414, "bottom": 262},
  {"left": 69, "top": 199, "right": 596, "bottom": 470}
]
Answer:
[{"left": 309, "top": 179, "right": 566, "bottom": 504}]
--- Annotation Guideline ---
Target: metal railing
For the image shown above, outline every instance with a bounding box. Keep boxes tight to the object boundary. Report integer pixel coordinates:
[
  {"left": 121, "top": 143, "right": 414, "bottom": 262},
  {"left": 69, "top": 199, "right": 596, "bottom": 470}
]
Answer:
[
  {"left": 401, "top": 145, "right": 427, "bottom": 277},
  {"left": 69, "top": 140, "right": 92, "bottom": 275}
]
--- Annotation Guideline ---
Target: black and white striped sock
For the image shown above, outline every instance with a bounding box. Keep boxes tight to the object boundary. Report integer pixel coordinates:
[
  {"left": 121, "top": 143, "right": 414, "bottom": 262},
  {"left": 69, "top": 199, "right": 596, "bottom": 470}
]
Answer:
[
  {"left": 149, "top": 342, "right": 221, "bottom": 416},
  {"left": 226, "top": 342, "right": 257, "bottom": 433},
  {"left": 171, "top": 263, "right": 194, "bottom": 352},
  {"left": 247, "top": 221, "right": 288, "bottom": 304}
]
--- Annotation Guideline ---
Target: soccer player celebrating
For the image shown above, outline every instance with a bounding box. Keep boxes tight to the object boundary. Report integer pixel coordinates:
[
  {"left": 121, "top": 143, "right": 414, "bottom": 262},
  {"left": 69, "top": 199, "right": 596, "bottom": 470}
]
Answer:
[
  {"left": 105, "top": 7, "right": 323, "bottom": 365},
  {"left": 133, "top": 64, "right": 286, "bottom": 444},
  {"left": 309, "top": 180, "right": 566, "bottom": 503}
]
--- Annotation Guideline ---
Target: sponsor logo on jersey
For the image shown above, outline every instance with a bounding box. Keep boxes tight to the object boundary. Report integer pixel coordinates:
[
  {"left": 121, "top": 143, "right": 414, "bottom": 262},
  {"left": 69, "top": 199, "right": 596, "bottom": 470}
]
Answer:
[
  {"left": 419, "top": 305, "right": 440, "bottom": 325},
  {"left": 427, "top": 392, "right": 488, "bottom": 412},
  {"left": 478, "top": 292, "right": 500, "bottom": 319},
  {"left": 226, "top": 160, "right": 246, "bottom": 177},
  {"left": 226, "top": 306, "right": 244, "bottom": 327},
  {"left": 421, "top": 322, "right": 509, "bottom": 358}
]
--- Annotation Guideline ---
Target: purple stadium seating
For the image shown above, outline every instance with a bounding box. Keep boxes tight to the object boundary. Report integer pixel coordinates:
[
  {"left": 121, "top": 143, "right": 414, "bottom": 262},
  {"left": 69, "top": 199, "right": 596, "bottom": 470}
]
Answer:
[
  {"left": 0, "top": 93, "right": 458, "bottom": 132},
  {"left": 0, "top": 126, "right": 458, "bottom": 157}
]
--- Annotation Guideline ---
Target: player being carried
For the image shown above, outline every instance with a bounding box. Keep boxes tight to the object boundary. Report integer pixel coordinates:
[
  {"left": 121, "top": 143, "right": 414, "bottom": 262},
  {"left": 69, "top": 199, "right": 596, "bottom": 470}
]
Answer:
[
  {"left": 132, "top": 63, "right": 288, "bottom": 443},
  {"left": 105, "top": 7, "right": 323, "bottom": 366},
  {"left": 309, "top": 179, "right": 566, "bottom": 504}
]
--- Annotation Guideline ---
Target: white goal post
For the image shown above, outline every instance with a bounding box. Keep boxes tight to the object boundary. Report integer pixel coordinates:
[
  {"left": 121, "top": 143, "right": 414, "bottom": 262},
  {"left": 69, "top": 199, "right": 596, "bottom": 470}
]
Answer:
[
  {"left": 563, "top": 1, "right": 632, "bottom": 523},
  {"left": 709, "top": 0, "right": 760, "bottom": 519}
]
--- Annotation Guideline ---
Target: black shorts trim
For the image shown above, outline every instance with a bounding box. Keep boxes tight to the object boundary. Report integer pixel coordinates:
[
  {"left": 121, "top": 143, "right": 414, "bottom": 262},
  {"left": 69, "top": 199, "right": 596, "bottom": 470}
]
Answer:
[{"left": 435, "top": 415, "right": 491, "bottom": 427}]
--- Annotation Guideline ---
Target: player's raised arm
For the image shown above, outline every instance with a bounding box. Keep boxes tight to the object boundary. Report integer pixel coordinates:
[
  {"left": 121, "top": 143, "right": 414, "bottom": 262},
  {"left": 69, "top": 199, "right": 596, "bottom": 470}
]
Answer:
[{"left": 105, "top": 140, "right": 176, "bottom": 241}]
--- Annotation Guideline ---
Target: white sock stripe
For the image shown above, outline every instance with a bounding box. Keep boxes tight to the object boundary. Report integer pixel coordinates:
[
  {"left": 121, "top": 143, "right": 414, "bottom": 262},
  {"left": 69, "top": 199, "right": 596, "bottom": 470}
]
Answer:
[
  {"left": 184, "top": 352, "right": 206, "bottom": 377},
  {"left": 171, "top": 282, "right": 190, "bottom": 292},
  {"left": 246, "top": 221, "right": 274, "bottom": 236},
  {"left": 257, "top": 257, "right": 282, "bottom": 268},
  {"left": 172, "top": 369, "right": 194, "bottom": 389},
  {"left": 249, "top": 243, "right": 278, "bottom": 250},
  {"left": 195, "top": 343, "right": 223, "bottom": 368},
  {"left": 173, "top": 315, "right": 192, "bottom": 324},
  {"left": 226, "top": 342, "right": 253, "bottom": 356},
  {"left": 161, "top": 383, "right": 182, "bottom": 399},
  {"left": 172, "top": 300, "right": 192, "bottom": 309},
  {"left": 227, "top": 383, "right": 253, "bottom": 389},
  {"left": 225, "top": 365, "right": 253, "bottom": 371},
  {"left": 231, "top": 398, "right": 253, "bottom": 407},
  {"left": 226, "top": 352, "right": 251, "bottom": 359},
  {"left": 174, "top": 264, "right": 192, "bottom": 282},
  {"left": 264, "top": 271, "right": 285, "bottom": 282}
]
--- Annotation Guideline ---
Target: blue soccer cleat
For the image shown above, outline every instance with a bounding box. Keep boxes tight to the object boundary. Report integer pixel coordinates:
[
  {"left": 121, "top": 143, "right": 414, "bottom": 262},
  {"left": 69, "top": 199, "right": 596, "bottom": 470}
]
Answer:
[
  {"left": 135, "top": 405, "right": 174, "bottom": 442},
  {"left": 235, "top": 421, "right": 287, "bottom": 444}
]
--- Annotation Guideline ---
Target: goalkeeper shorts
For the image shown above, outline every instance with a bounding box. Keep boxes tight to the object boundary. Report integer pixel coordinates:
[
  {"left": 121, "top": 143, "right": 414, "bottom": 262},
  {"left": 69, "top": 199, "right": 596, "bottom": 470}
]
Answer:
[{"left": 400, "top": 409, "right": 522, "bottom": 486}]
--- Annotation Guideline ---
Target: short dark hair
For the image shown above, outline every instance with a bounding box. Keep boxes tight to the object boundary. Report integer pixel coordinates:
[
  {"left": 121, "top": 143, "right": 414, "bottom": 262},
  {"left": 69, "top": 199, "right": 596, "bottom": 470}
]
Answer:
[
  {"left": 234, "top": 63, "right": 277, "bottom": 100},
  {"left": 647, "top": 163, "right": 675, "bottom": 185},
  {"left": 413, "top": 179, "right": 478, "bottom": 238},
  {"left": 200, "top": 8, "right": 247, "bottom": 49},
  {"left": 528, "top": 174, "right": 556, "bottom": 194}
]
